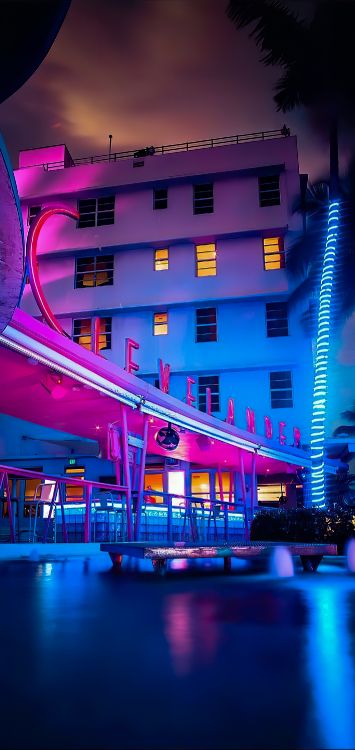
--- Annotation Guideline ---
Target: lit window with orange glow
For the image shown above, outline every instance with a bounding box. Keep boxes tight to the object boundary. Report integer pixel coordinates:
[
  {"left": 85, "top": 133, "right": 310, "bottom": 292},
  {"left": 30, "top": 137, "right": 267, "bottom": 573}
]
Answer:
[
  {"left": 97, "top": 317, "right": 112, "bottom": 350},
  {"left": 153, "top": 311, "right": 168, "bottom": 335},
  {"left": 196, "top": 243, "right": 216, "bottom": 277},
  {"left": 73, "top": 318, "right": 91, "bottom": 350},
  {"left": 154, "top": 248, "right": 169, "bottom": 271},
  {"left": 73, "top": 317, "right": 112, "bottom": 350},
  {"left": 64, "top": 466, "right": 85, "bottom": 502},
  {"left": 263, "top": 237, "right": 285, "bottom": 271}
]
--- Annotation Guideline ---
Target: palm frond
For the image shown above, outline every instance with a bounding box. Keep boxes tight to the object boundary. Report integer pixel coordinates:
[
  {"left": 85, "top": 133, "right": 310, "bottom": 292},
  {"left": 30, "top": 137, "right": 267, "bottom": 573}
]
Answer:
[
  {"left": 333, "top": 425, "right": 355, "bottom": 437},
  {"left": 287, "top": 275, "right": 317, "bottom": 309},
  {"left": 226, "top": 0, "right": 307, "bottom": 68},
  {"left": 341, "top": 409, "right": 355, "bottom": 423}
]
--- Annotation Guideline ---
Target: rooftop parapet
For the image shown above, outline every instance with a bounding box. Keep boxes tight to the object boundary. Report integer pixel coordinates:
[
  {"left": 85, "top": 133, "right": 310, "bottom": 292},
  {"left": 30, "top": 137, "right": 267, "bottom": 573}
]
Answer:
[{"left": 18, "top": 127, "right": 290, "bottom": 172}]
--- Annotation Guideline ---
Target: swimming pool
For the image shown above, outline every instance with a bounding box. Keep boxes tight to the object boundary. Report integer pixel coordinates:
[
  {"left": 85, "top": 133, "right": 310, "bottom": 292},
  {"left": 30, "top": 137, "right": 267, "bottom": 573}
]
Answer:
[{"left": 0, "top": 555, "right": 354, "bottom": 749}]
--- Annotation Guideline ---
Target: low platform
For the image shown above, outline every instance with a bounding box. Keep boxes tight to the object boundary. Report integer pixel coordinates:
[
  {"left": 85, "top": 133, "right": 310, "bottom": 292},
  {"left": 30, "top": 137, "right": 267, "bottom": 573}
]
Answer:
[{"left": 100, "top": 541, "right": 338, "bottom": 574}]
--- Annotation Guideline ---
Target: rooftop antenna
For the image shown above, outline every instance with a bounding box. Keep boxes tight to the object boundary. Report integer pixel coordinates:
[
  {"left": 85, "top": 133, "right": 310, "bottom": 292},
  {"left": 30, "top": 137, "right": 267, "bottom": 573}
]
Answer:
[{"left": 108, "top": 134, "right": 112, "bottom": 161}]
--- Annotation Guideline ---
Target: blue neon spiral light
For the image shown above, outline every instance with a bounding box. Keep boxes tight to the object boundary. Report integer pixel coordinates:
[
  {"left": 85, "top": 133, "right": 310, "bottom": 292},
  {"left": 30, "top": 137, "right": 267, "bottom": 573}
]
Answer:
[{"left": 310, "top": 200, "right": 340, "bottom": 506}]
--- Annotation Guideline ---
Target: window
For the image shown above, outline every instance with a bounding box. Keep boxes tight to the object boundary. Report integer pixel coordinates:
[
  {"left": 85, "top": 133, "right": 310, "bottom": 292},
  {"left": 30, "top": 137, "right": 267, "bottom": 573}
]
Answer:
[
  {"left": 73, "top": 317, "right": 112, "bottom": 351},
  {"left": 27, "top": 205, "right": 41, "bottom": 225},
  {"left": 75, "top": 255, "right": 114, "bottom": 287},
  {"left": 144, "top": 473, "right": 164, "bottom": 504},
  {"left": 258, "top": 175, "right": 280, "bottom": 207},
  {"left": 191, "top": 472, "right": 210, "bottom": 501},
  {"left": 198, "top": 375, "right": 220, "bottom": 412},
  {"left": 270, "top": 371, "right": 293, "bottom": 408},
  {"left": 153, "top": 312, "right": 168, "bottom": 335},
  {"left": 193, "top": 183, "right": 214, "bottom": 214},
  {"left": 64, "top": 466, "right": 85, "bottom": 502},
  {"left": 196, "top": 308, "right": 217, "bottom": 342},
  {"left": 263, "top": 237, "right": 285, "bottom": 270},
  {"left": 77, "top": 196, "right": 115, "bottom": 228},
  {"left": 97, "top": 317, "right": 112, "bottom": 350},
  {"left": 196, "top": 243, "right": 216, "bottom": 277},
  {"left": 266, "top": 302, "right": 288, "bottom": 337},
  {"left": 154, "top": 188, "right": 168, "bottom": 210},
  {"left": 154, "top": 248, "right": 169, "bottom": 271},
  {"left": 23, "top": 469, "right": 43, "bottom": 517},
  {"left": 73, "top": 318, "right": 91, "bottom": 350},
  {"left": 257, "top": 482, "right": 286, "bottom": 505}
]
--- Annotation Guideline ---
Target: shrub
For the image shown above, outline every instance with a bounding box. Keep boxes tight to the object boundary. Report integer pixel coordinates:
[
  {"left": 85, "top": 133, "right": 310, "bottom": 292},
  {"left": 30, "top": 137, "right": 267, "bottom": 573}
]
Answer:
[{"left": 250, "top": 507, "right": 355, "bottom": 552}]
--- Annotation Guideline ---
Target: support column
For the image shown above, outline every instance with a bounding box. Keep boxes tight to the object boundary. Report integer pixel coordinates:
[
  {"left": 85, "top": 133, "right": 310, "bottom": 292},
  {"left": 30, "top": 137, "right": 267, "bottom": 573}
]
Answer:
[
  {"left": 84, "top": 483, "right": 92, "bottom": 543},
  {"left": 134, "top": 414, "right": 148, "bottom": 541},
  {"left": 121, "top": 404, "right": 133, "bottom": 541},
  {"left": 217, "top": 466, "right": 228, "bottom": 542},
  {"left": 59, "top": 483, "right": 68, "bottom": 543},
  {"left": 167, "top": 494, "right": 173, "bottom": 544},
  {"left": 0, "top": 472, "right": 15, "bottom": 543},
  {"left": 43, "top": 482, "right": 59, "bottom": 542},
  {"left": 250, "top": 451, "right": 257, "bottom": 520},
  {"left": 239, "top": 450, "right": 249, "bottom": 542}
]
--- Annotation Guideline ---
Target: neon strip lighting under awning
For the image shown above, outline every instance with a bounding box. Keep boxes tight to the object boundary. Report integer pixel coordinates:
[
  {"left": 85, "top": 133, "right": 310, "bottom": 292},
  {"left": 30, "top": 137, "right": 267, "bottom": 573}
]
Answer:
[{"left": 0, "top": 323, "right": 335, "bottom": 472}]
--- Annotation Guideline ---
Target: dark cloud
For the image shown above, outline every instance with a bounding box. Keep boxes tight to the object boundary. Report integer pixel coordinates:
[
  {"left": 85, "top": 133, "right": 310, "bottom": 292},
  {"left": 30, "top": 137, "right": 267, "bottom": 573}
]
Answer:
[{"left": 0, "top": 0, "right": 348, "bottom": 179}]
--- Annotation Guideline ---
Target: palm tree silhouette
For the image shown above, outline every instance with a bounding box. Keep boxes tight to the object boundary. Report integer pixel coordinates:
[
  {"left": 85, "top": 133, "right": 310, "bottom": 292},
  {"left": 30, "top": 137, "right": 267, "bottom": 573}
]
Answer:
[
  {"left": 227, "top": 0, "right": 355, "bottom": 505},
  {"left": 226, "top": 0, "right": 355, "bottom": 194}
]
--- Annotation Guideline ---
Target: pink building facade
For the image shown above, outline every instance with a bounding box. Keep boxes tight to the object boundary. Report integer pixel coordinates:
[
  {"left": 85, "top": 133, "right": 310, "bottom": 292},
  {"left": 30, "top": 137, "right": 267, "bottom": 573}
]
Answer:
[{"left": 1, "top": 130, "right": 314, "bottom": 514}]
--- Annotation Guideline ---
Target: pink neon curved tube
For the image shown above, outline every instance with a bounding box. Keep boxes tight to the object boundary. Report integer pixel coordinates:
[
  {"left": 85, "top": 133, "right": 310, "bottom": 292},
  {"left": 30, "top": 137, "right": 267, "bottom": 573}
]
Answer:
[{"left": 26, "top": 206, "right": 79, "bottom": 335}]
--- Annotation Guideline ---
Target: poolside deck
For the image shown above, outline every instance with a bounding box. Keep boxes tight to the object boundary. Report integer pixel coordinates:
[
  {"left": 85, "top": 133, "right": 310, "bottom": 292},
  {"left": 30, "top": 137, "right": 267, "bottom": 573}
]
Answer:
[{"left": 101, "top": 541, "right": 338, "bottom": 574}]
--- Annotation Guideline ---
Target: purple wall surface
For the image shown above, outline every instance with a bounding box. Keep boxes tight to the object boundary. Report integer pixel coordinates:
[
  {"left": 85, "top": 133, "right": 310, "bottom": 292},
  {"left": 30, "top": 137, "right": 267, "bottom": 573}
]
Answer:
[{"left": 0, "top": 135, "right": 24, "bottom": 333}]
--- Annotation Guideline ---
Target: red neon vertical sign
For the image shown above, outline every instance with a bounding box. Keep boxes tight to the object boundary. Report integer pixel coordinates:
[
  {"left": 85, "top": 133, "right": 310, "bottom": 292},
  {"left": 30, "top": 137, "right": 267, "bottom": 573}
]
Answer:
[
  {"left": 125, "top": 338, "right": 139, "bottom": 374},
  {"left": 26, "top": 205, "right": 79, "bottom": 335},
  {"left": 186, "top": 377, "right": 196, "bottom": 407},
  {"left": 226, "top": 398, "right": 235, "bottom": 425},
  {"left": 293, "top": 427, "right": 301, "bottom": 448},
  {"left": 264, "top": 416, "right": 273, "bottom": 439},
  {"left": 158, "top": 359, "right": 171, "bottom": 393},
  {"left": 246, "top": 408, "right": 256, "bottom": 434},
  {"left": 279, "top": 421, "right": 287, "bottom": 445}
]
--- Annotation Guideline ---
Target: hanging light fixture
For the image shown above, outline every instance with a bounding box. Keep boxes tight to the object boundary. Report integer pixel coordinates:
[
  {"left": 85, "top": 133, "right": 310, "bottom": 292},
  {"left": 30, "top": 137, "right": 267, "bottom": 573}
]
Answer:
[{"left": 156, "top": 422, "right": 180, "bottom": 451}]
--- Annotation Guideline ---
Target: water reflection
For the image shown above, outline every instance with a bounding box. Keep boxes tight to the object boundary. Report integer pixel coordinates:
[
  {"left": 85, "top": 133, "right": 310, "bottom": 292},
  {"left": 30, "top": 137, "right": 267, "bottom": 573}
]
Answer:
[
  {"left": 164, "top": 592, "right": 219, "bottom": 675},
  {"left": 303, "top": 583, "right": 355, "bottom": 749}
]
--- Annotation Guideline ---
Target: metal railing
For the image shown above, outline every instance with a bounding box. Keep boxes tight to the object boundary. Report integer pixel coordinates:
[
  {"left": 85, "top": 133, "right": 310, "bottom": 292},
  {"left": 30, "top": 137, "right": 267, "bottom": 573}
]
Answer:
[
  {"left": 0, "top": 465, "right": 249, "bottom": 545},
  {"left": 0, "top": 464, "right": 128, "bottom": 544},
  {"left": 18, "top": 127, "right": 290, "bottom": 172}
]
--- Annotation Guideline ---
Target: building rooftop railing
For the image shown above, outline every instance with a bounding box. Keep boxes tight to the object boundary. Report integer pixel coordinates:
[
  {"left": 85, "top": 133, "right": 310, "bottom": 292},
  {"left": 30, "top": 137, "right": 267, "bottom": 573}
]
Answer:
[{"left": 19, "top": 126, "right": 291, "bottom": 172}]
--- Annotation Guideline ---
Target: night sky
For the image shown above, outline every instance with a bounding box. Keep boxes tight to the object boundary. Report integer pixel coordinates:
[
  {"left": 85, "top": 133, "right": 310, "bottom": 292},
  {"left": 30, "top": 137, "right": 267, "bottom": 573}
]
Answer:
[{"left": 0, "top": 0, "right": 351, "bottom": 177}]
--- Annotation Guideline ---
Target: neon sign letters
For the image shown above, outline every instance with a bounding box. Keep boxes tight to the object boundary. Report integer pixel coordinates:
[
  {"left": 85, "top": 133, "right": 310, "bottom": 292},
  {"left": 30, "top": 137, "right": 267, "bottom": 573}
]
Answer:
[{"left": 27, "top": 209, "right": 301, "bottom": 450}]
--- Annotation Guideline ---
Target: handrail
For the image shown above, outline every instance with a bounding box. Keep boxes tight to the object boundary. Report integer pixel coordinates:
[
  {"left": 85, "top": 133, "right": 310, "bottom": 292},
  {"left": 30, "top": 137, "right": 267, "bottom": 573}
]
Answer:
[
  {"left": 18, "top": 127, "right": 290, "bottom": 172},
  {"left": 139, "top": 487, "right": 238, "bottom": 509},
  {"left": 0, "top": 464, "right": 127, "bottom": 493}
]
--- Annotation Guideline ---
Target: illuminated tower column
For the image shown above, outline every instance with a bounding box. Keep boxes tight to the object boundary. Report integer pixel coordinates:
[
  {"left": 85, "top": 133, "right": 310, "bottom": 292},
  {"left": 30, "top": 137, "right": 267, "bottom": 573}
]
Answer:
[{"left": 310, "top": 201, "right": 340, "bottom": 506}]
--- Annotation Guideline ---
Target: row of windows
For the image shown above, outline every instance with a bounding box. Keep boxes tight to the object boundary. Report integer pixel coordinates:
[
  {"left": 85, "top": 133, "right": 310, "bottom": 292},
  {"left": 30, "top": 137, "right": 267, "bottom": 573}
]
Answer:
[
  {"left": 27, "top": 174, "right": 281, "bottom": 228},
  {"left": 155, "top": 303, "right": 288, "bottom": 337},
  {"left": 73, "top": 238, "right": 285, "bottom": 289},
  {"left": 71, "top": 317, "right": 293, "bottom": 409},
  {"left": 72, "top": 303, "right": 288, "bottom": 352},
  {"left": 188, "top": 371, "right": 293, "bottom": 411},
  {"left": 196, "top": 371, "right": 292, "bottom": 412}
]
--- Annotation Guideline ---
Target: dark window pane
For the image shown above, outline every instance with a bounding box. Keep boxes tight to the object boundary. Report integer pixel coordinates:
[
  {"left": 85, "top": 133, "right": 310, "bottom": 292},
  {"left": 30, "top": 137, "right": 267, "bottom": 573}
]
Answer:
[
  {"left": 154, "top": 188, "right": 168, "bottom": 210},
  {"left": 198, "top": 374, "right": 220, "bottom": 412},
  {"left": 28, "top": 205, "right": 41, "bottom": 225},
  {"left": 259, "top": 175, "right": 280, "bottom": 207},
  {"left": 266, "top": 302, "right": 288, "bottom": 337},
  {"left": 75, "top": 255, "right": 114, "bottom": 288},
  {"left": 193, "top": 183, "right": 214, "bottom": 214},
  {"left": 196, "top": 307, "right": 217, "bottom": 342},
  {"left": 270, "top": 370, "right": 293, "bottom": 408}
]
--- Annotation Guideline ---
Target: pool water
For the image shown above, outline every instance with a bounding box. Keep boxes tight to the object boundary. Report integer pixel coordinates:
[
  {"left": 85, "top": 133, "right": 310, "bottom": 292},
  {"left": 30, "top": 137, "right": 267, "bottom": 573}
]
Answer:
[{"left": 0, "top": 555, "right": 354, "bottom": 749}]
